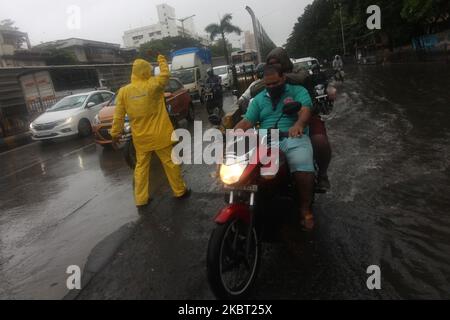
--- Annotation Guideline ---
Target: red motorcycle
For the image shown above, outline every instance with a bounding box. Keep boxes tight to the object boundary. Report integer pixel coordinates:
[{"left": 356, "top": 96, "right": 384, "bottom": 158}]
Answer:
[{"left": 207, "top": 101, "right": 317, "bottom": 299}]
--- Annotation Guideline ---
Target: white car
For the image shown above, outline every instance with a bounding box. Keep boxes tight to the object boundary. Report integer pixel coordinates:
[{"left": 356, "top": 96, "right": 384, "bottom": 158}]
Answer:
[
  {"left": 292, "top": 57, "right": 321, "bottom": 73},
  {"left": 30, "top": 90, "right": 114, "bottom": 141},
  {"left": 213, "top": 65, "right": 233, "bottom": 88}
]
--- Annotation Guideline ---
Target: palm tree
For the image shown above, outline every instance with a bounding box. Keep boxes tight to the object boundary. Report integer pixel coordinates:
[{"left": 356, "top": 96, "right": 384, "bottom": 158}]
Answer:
[{"left": 205, "top": 14, "right": 242, "bottom": 65}]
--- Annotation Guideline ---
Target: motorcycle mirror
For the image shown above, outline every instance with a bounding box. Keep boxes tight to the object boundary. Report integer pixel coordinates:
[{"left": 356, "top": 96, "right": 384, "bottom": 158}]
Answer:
[
  {"left": 208, "top": 114, "right": 221, "bottom": 126},
  {"left": 283, "top": 101, "right": 302, "bottom": 115}
]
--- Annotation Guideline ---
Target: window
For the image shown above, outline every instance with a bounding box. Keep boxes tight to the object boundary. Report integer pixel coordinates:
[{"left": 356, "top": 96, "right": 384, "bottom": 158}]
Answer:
[
  {"left": 88, "top": 94, "right": 104, "bottom": 106},
  {"left": 166, "top": 79, "right": 183, "bottom": 93},
  {"left": 101, "top": 92, "right": 113, "bottom": 102},
  {"left": 132, "top": 35, "right": 144, "bottom": 41}
]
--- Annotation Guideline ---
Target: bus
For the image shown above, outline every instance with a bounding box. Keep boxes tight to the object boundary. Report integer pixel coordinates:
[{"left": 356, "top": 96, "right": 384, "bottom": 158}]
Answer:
[{"left": 231, "top": 50, "right": 258, "bottom": 74}]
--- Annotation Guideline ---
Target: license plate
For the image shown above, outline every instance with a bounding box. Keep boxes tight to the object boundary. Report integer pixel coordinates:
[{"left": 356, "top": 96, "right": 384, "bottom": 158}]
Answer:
[{"left": 224, "top": 185, "right": 258, "bottom": 192}]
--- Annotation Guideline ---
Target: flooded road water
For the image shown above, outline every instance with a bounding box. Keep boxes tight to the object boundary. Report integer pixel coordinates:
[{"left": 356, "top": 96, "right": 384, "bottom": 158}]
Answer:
[
  {"left": 1, "top": 64, "right": 449, "bottom": 300},
  {"left": 278, "top": 63, "right": 450, "bottom": 299}
]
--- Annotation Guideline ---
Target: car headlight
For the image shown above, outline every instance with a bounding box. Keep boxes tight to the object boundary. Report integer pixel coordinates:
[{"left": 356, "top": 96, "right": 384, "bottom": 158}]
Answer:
[
  {"left": 30, "top": 122, "right": 34, "bottom": 130},
  {"left": 220, "top": 163, "right": 247, "bottom": 185},
  {"left": 93, "top": 115, "right": 100, "bottom": 125},
  {"left": 57, "top": 117, "right": 72, "bottom": 126}
]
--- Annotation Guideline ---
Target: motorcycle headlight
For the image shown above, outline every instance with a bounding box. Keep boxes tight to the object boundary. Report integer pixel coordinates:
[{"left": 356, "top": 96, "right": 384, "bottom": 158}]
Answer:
[{"left": 220, "top": 163, "right": 247, "bottom": 185}]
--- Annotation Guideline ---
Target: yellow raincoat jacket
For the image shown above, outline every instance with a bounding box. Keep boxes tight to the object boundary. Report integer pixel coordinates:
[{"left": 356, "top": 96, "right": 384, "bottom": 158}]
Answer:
[
  {"left": 110, "top": 55, "right": 174, "bottom": 152},
  {"left": 111, "top": 56, "right": 187, "bottom": 205}
]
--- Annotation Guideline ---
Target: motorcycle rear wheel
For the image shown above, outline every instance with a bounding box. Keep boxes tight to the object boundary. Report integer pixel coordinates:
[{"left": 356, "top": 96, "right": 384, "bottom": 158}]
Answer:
[{"left": 207, "top": 219, "right": 260, "bottom": 300}]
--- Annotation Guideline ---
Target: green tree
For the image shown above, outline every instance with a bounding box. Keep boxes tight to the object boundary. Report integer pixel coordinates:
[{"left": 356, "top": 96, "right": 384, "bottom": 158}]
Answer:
[
  {"left": 285, "top": 0, "right": 450, "bottom": 60},
  {"left": 205, "top": 14, "right": 242, "bottom": 65},
  {"left": 209, "top": 38, "right": 233, "bottom": 57},
  {"left": 0, "top": 19, "right": 18, "bottom": 30}
]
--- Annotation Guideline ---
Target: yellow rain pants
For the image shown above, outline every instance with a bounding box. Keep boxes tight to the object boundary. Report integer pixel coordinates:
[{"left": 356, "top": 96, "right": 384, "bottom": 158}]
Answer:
[{"left": 111, "top": 55, "right": 187, "bottom": 205}]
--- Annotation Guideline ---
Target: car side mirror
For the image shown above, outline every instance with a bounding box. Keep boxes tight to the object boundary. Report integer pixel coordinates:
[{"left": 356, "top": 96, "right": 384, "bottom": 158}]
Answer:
[
  {"left": 87, "top": 102, "right": 96, "bottom": 108},
  {"left": 283, "top": 101, "right": 302, "bottom": 115},
  {"left": 232, "top": 90, "right": 239, "bottom": 97}
]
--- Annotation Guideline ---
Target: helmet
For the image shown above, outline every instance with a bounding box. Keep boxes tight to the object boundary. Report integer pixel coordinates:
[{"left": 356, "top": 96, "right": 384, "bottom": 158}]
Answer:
[
  {"left": 255, "top": 63, "right": 266, "bottom": 79},
  {"left": 207, "top": 68, "right": 214, "bottom": 76}
]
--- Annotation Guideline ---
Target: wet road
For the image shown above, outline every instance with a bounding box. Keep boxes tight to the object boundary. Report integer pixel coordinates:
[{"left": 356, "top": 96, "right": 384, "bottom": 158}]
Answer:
[{"left": 1, "top": 64, "right": 450, "bottom": 300}]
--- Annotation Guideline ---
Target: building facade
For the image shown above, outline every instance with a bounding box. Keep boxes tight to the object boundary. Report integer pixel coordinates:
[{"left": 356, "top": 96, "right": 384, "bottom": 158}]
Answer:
[
  {"left": 34, "top": 38, "right": 127, "bottom": 64},
  {"left": 243, "top": 31, "right": 257, "bottom": 51},
  {"left": 0, "top": 26, "right": 46, "bottom": 67},
  {"left": 123, "top": 3, "right": 208, "bottom": 48}
]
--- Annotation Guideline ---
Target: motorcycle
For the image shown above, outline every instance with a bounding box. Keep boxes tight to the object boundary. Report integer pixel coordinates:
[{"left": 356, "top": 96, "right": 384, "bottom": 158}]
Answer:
[
  {"left": 206, "top": 101, "right": 318, "bottom": 299},
  {"left": 202, "top": 82, "right": 223, "bottom": 116},
  {"left": 312, "top": 83, "right": 334, "bottom": 120}
]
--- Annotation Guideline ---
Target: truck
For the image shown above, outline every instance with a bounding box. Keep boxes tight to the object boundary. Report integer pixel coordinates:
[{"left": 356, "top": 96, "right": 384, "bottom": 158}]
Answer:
[{"left": 170, "top": 47, "right": 212, "bottom": 100}]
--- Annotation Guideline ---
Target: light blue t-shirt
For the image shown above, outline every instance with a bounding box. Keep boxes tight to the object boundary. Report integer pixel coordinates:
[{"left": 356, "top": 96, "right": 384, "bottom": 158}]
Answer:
[{"left": 244, "top": 84, "right": 312, "bottom": 134}]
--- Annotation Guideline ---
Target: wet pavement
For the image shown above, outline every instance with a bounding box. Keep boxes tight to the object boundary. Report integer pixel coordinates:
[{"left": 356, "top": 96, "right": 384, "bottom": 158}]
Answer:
[{"left": 1, "top": 64, "right": 450, "bottom": 300}]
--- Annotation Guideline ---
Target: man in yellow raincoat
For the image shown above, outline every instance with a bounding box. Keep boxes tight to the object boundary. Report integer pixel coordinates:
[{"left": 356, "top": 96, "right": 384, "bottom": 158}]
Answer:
[{"left": 110, "top": 54, "right": 189, "bottom": 208}]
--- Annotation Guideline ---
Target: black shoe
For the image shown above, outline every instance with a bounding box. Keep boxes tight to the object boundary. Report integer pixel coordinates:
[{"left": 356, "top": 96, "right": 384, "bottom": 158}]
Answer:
[
  {"left": 136, "top": 199, "right": 153, "bottom": 214},
  {"left": 316, "top": 175, "right": 331, "bottom": 192},
  {"left": 176, "top": 188, "right": 192, "bottom": 200}
]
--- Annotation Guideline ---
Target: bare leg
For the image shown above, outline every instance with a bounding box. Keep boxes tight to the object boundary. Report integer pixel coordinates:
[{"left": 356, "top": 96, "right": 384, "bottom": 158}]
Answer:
[
  {"left": 310, "top": 134, "right": 332, "bottom": 178},
  {"left": 294, "top": 172, "right": 315, "bottom": 230}
]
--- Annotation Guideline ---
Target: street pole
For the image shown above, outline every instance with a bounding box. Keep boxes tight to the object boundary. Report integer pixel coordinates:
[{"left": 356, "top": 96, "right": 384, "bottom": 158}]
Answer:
[{"left": 339, "top": 2, "right": 347, "bottom": 56}]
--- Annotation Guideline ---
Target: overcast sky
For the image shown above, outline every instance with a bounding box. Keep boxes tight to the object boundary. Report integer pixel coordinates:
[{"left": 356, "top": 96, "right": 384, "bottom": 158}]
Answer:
[{"left": 1, "top": 0, "right": 312, "bottom": 48}]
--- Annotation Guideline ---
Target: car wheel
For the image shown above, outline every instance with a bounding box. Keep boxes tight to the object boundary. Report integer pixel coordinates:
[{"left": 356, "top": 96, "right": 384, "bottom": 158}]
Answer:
[
  {"left": 78, "top": 119, "right": 92, "bottom": 137},
  {"left": 187, "top": 103, "right": 195, "bottom": 122}
]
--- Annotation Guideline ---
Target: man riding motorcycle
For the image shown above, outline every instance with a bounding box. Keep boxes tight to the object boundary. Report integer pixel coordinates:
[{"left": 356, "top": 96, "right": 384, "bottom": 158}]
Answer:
[
  {"left": 253, "top": 47, "right": 334, "bottom": 191},
  {"left": 332, "top": 55, "right": 344, "bottom": 82},
  {"left": 234, "top": 64, "right": 316, "bottom": 231},
  {"left": 204, "top": 68, "right": 223, "bottom": 112}
]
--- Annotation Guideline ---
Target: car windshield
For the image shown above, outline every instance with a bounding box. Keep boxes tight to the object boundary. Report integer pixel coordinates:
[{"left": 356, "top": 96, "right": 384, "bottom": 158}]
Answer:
[
  {"left": 294, "top": 61, "right": 314, "bottom": 71},
  {"left": 171, "top": 69, "right": 195, "bottom": 85},
  {"left": 232, "top": 55, "right": 242, "bottom": 65},
  {"left": 214, "top": 67, "right": 227, "bottom": 75},
  {"left": 48, "top": 95, "right": 88, "bottom": 112}
]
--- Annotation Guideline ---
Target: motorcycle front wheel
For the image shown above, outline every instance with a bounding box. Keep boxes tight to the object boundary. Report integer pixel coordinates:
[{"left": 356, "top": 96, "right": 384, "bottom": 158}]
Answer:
[{"left": 207, "top": 219, "right": 260, "bottom": 300}]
